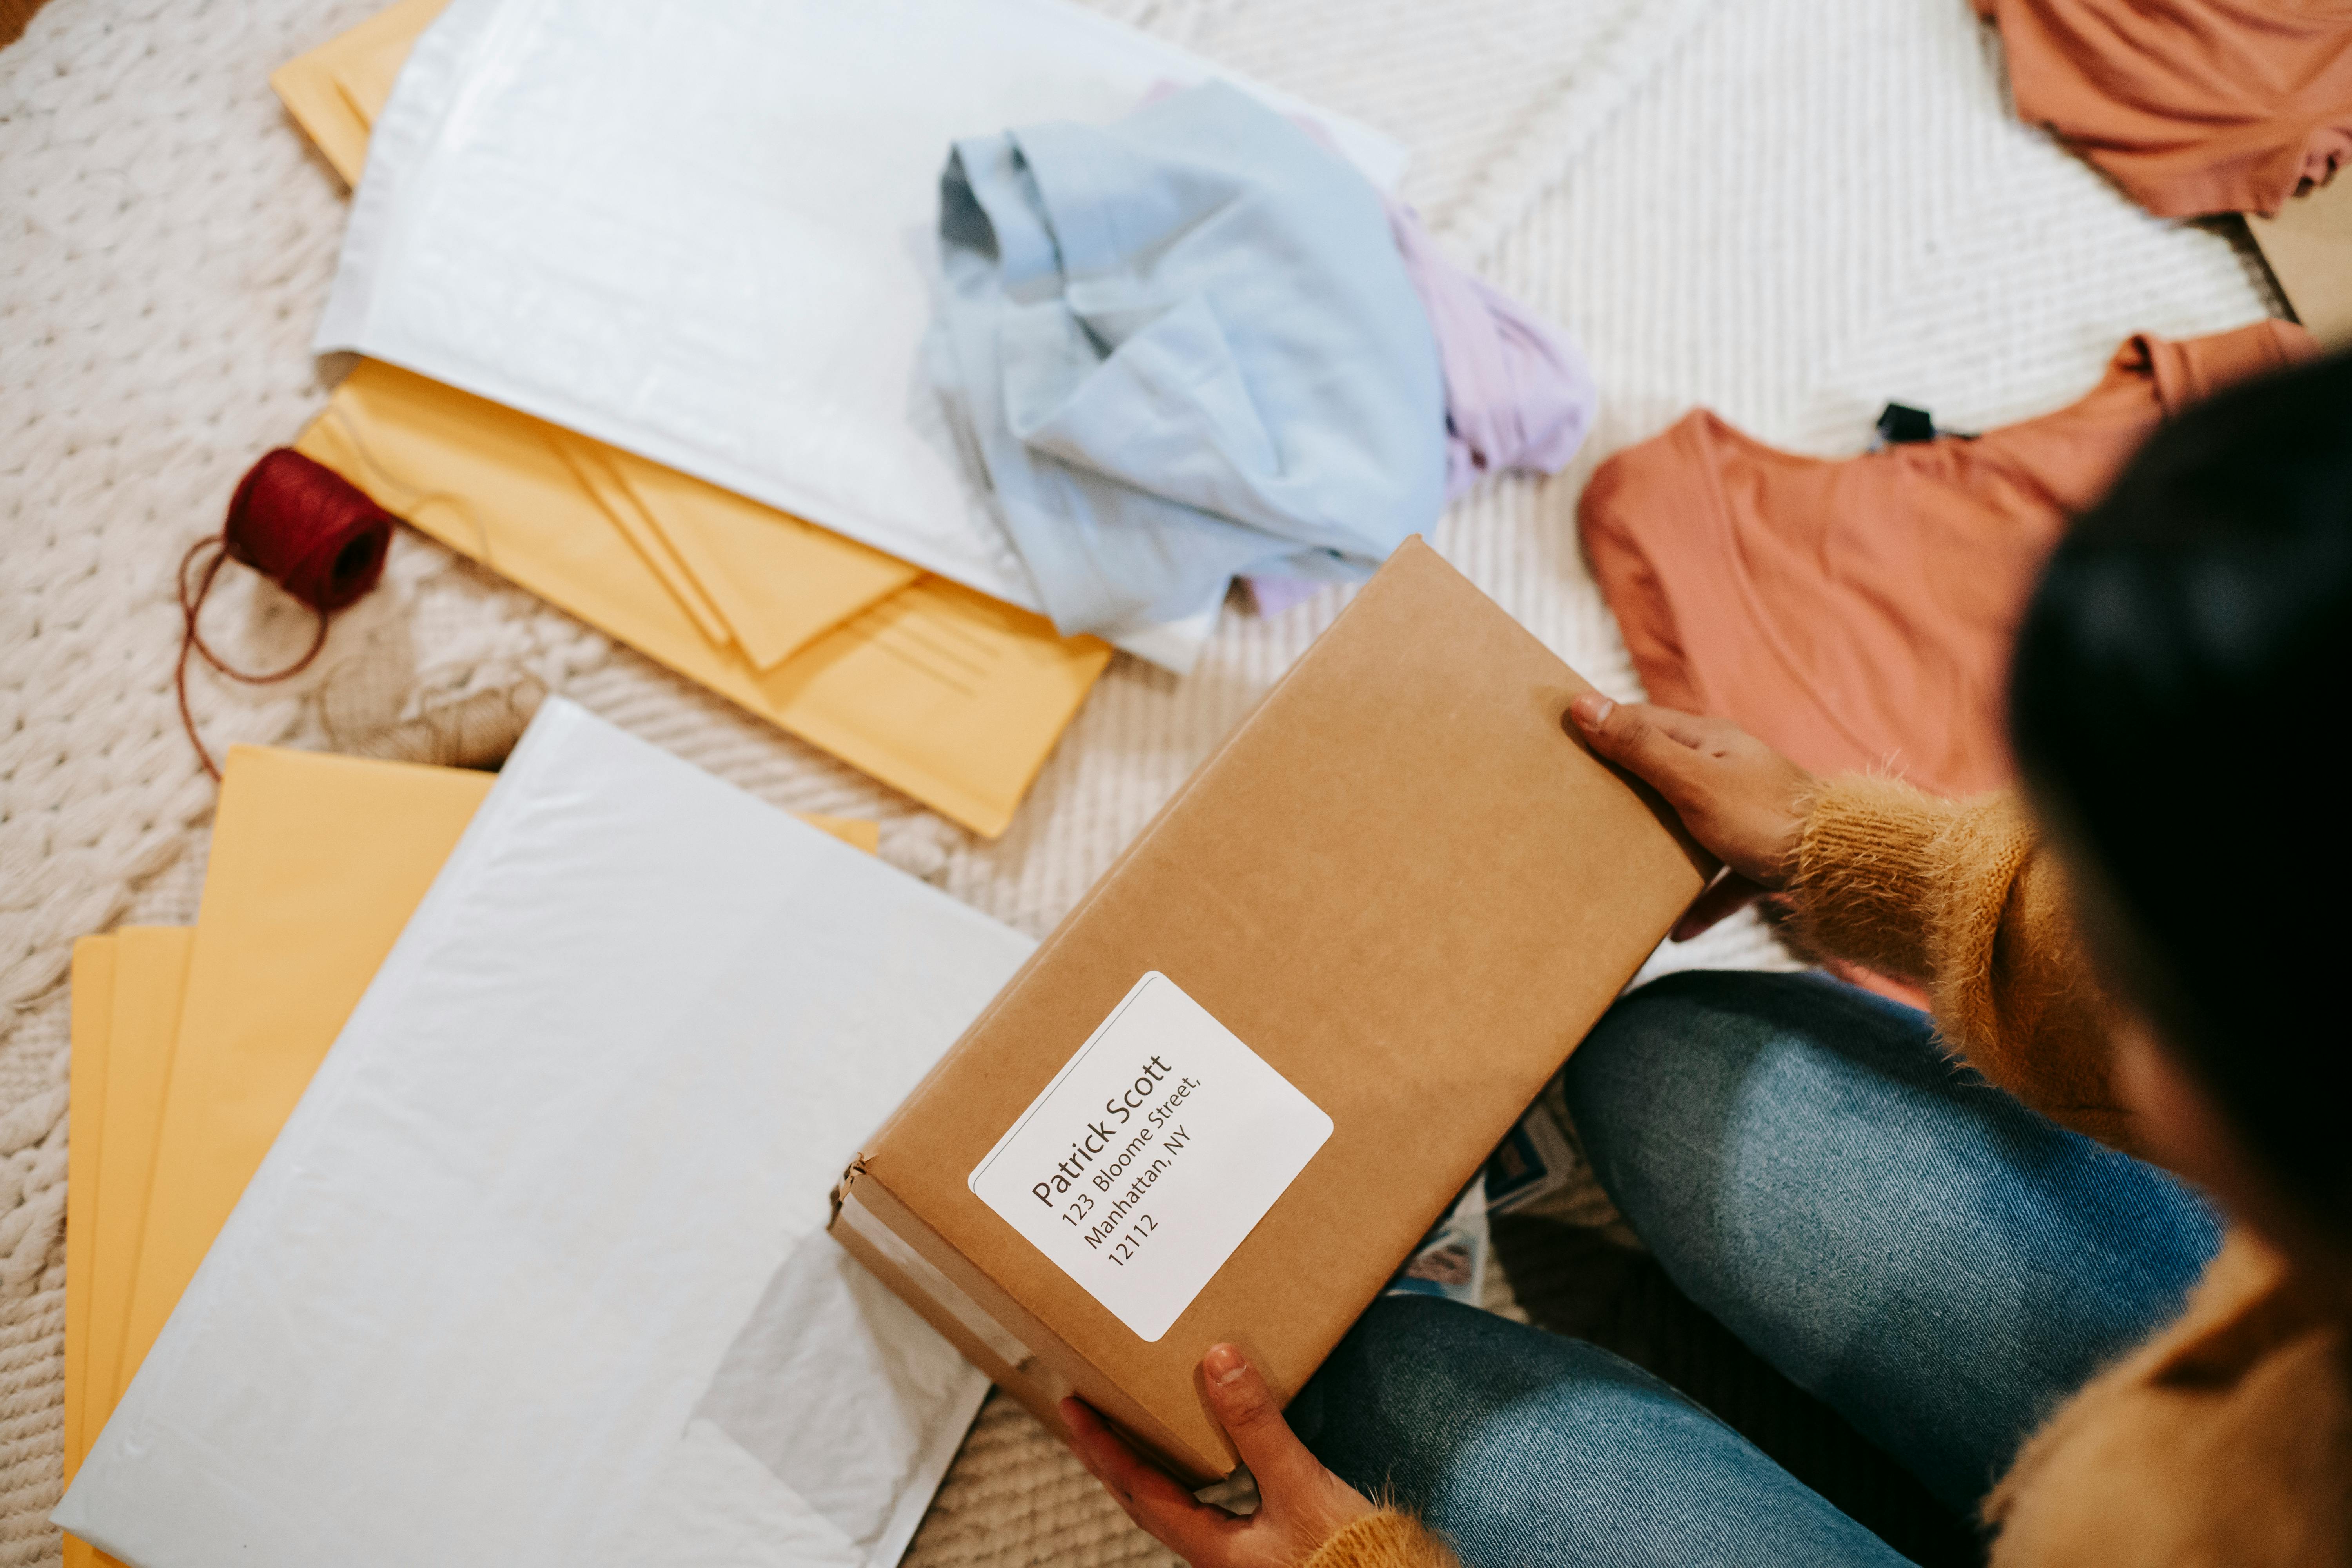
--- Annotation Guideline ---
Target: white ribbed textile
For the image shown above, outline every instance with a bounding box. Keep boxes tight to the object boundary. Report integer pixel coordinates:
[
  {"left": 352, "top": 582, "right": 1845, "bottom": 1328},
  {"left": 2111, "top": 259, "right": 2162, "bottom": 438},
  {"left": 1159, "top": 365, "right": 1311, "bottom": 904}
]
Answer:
[{"left": 0, "top": 0, "right": 2278, "bottom": 1561}]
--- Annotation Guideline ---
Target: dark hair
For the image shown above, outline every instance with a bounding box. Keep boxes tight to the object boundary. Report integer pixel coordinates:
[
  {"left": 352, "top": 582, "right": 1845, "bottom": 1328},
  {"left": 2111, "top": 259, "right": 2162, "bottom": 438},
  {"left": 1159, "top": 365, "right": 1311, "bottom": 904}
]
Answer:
[{"left": 2009, "top": 345, "right": 2352, "bottom": 1229}]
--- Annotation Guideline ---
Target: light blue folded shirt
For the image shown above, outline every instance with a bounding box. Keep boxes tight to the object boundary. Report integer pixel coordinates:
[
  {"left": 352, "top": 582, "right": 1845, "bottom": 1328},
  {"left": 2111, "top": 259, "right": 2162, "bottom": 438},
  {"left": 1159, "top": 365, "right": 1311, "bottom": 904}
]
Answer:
[{"left": 931, "top": 82, "right": 1446, "bottom": 642}]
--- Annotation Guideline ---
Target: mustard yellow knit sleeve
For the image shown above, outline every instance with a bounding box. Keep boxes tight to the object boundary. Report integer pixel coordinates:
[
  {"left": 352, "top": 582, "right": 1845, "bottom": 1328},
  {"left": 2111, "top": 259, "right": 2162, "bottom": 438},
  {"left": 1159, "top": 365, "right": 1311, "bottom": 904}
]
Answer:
[
  {"left": 1296, "top": 1510, "right": 1463, "bottom": 1568},
  {"left": 1784, "top": 775, "right": 2134, "bottom": 1150}
]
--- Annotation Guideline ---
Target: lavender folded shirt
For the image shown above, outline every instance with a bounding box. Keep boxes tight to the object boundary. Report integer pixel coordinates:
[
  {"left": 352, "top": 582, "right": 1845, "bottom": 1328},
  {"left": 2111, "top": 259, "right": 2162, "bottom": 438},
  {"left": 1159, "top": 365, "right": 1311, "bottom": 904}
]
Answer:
[{"left": 1249, "top": 207, "right": 1598, "bottom": 618}]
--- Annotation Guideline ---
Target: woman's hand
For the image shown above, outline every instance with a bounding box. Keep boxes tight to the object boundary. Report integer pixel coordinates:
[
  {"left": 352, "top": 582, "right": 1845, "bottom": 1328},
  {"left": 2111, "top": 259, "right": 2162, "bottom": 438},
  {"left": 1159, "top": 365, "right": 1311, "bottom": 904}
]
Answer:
[
  {"left": 1061, "top": 1344, "right": 1372, "bottom": 1568},
  {"left": 1566, "top": 694, "right": 1817, "bottom": 940}
]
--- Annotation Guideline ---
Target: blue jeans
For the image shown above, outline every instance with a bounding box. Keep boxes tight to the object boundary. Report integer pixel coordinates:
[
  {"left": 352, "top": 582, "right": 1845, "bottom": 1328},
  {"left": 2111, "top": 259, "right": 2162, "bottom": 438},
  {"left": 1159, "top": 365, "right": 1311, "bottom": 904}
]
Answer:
[{"left": 1298, "top": 971, "right": 2221, "bottom": 1567}]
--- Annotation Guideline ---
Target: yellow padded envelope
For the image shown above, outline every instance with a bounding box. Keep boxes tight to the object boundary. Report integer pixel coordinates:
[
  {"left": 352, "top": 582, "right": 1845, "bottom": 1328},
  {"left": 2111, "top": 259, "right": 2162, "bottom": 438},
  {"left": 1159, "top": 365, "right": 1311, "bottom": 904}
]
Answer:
[
  {"left": 115, "top": 751, "right": 492, "bottom": 1390},
  {"left": 65, "top": 930, "right": 192, "bottom": 1568},
  {"left": 65, "top": 755, "right": 871, "bottom": 1561},
  {"left": 83, "top": 933, "right": 192, "bottom": 1458},
  {"left": 107, "top": 748, "right": 880, "bottom": 1405},
  {"left": 298, "top": 366, "right": 1110, "bottom": 837}
]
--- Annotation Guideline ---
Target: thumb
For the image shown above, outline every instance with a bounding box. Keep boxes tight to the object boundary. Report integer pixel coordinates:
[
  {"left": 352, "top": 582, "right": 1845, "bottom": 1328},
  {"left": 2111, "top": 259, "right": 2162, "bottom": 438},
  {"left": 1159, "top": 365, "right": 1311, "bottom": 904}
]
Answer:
[
  {"left": 1566, "top": 695, "right": 1698, "bottom": 795},
  {"left": 1200, "top": 1344, "right": 1316, "bottom": 1492}
]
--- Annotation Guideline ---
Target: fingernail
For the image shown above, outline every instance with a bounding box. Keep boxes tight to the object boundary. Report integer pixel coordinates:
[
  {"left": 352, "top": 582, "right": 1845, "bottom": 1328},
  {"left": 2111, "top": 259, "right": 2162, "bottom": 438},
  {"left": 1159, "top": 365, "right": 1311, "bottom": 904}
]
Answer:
[
  {"left": 1203, "top": 1343, "right": 1247, "bottom": 1385},
  {"left": 1568, "top": 694, "right": 1612, "bottom": 731}
]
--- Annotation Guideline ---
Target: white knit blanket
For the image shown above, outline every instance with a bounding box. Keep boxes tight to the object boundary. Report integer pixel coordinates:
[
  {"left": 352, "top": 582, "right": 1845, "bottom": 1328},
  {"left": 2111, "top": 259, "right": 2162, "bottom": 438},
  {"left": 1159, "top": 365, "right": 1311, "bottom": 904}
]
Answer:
[{"left": 0, "top": 0, "right": 2274, "bottom": 1561}]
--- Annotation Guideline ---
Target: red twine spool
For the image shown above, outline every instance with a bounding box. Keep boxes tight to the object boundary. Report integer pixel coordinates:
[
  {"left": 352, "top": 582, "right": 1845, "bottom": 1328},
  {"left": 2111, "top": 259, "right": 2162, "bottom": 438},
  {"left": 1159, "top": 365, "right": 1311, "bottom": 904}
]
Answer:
[{"left": 176, "top": 448, "right": 396, "bottom": 779}]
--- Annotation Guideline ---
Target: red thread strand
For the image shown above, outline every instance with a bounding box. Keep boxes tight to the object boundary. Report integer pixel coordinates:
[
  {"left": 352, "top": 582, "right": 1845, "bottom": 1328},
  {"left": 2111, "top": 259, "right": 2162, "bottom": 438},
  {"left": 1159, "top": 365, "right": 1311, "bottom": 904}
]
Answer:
[{"left": 176, "top": 448, "right": 396, "bottom": 779}]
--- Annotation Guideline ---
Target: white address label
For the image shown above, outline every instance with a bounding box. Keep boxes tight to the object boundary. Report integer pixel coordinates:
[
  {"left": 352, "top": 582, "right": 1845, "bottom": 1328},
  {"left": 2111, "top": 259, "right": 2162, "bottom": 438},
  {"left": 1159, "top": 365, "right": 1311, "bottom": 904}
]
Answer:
[{"left": 968, "top": 972, "right": 1333, "bottom": 1342}]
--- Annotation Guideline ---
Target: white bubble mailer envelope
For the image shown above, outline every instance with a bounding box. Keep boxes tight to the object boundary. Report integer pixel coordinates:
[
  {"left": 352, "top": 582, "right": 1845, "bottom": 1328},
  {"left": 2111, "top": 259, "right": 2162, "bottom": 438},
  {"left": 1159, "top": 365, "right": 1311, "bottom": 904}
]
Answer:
[
  {"left": 316, "top": 0, "right": 1406, "bottom": 674},
  {"left": 54, "top": 700, "right": 1037, "bottom": 1567}
]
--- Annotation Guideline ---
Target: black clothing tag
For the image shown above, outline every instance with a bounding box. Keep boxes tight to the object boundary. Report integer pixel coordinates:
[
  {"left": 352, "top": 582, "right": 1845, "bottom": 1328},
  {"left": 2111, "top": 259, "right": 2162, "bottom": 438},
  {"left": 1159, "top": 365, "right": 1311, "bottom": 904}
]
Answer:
[{"left": 1875, "top": 402, "right": 1939, "bottom": 445}]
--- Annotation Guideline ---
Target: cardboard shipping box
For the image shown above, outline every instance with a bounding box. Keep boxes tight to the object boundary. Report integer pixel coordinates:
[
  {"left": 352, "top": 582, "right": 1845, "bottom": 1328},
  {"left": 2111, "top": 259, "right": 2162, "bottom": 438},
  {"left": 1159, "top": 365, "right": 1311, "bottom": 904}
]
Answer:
[
  {"left": 831, "top": 539, "right": 1711, "bottom": 1483},
  {"left": 2249, "top": 174, "right": 2352, "bottom": 351}
]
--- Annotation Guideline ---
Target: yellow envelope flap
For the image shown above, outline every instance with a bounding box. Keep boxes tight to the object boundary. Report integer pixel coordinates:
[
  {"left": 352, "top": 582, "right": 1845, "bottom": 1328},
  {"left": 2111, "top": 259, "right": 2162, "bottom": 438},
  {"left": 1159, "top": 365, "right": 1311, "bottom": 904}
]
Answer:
[
  {"left": 549, "top": 433, "right": 736, "bottom": 650},
  {"left": 85, "top": 929, "right": 193, "bottom": 1446},
  {"left": 608, "top": 445, "right": 920, "bottom": 672},
  {"left": 268, "top": 0, "right": 451, "bottom": 185}
]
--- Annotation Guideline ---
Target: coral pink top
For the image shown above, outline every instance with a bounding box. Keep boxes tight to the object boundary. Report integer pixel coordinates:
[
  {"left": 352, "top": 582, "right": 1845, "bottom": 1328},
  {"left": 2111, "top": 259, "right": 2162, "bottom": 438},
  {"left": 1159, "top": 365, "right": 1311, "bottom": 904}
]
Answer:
[
  {"left": 1977, "top": 0, "right": 2352, "bottom": 217},
  {"left": 1578, "top": 321, "right": 2312, "bottom": 802}
]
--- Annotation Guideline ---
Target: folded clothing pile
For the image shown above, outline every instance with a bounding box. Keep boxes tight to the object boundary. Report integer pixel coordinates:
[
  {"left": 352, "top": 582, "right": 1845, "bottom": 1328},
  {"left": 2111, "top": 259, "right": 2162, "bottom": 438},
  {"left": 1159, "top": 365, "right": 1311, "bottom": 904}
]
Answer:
[
  {"left": 298, "top": 0, "right": 1596, "bottom": 684},
  {"left": 299, "top": 0, "right": 1420, "bottom": 677},
  {"left": 56, "top": 711, "right": 1031, "bottom": 1567}
]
